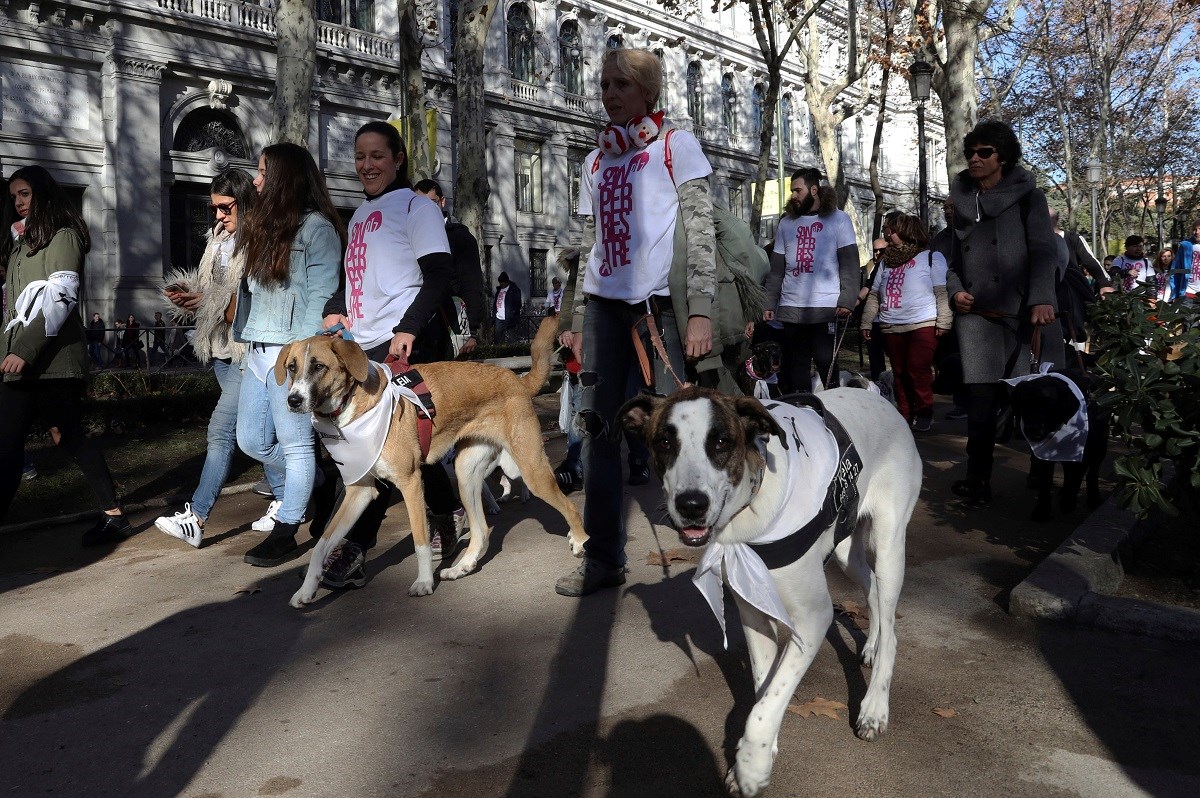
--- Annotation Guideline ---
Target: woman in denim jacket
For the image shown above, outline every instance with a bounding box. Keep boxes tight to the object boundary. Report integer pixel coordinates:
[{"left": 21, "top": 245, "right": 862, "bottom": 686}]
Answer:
[{"left": 233, "top": 143, "right": 345, "bottom": 567}]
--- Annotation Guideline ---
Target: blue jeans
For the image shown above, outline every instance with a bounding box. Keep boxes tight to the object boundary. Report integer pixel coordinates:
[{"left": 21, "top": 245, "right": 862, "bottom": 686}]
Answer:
[
  {"left": 577, "top": 296, "right": 686, "bottom": 569},
  {"left": 236, "top": 362, "right": 315, "bottom": 526},
  {"left": 190, "top": 359, "right": 281, "bottom": 520}
]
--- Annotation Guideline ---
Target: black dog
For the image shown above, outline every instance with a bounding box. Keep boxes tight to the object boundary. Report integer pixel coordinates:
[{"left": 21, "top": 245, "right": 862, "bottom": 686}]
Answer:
[
  {"left": 1007, "top": 370, "right": 1108, "bottom": 521},
  {"left": 738, "top": 340, "right": 783, "bottom": 398}
]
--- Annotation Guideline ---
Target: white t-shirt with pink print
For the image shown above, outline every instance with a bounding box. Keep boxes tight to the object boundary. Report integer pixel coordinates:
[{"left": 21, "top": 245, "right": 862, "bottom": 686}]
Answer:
[
  {"left": 773, "top": 211, "right": 857, "bottom": 309},
  {"left": 869, "top": 249, "right": 948, "bottom": 326},
  {"left": 342, "top": 188, "right": 449, "bottom": 351},
  {"left": 578, "top": 129, "right": 712, "bottom": 304}
]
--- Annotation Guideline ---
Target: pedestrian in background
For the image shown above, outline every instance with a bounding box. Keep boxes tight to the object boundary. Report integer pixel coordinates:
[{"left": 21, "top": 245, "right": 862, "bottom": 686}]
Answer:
[
  {"left": 945, "top": 120, "right": 1058, "bottom": 506},
  {"left": 150, "top": 311, "right": 168, "bottom": 365},
  {"left": 86, "top": 311, "right": 106, "bottom": 367},
  {"left": 413, "top": 178, "right": 487, "bottom": 357},
  {"left": 233, "top": 143, "right": 344, "bottom": 567},
  {"left": 1110, "top": 236, "right": 1149, "bottom": 293},
  {"left": 494, "top": 271, "right": 522, "bottom": 343},
  {"left": 0, "top": 165, "right": 131, "bottom": 541},
  {"left": 1173, "top": 219, "right": 1200, "bottom": 305},
  {"left": 122, "top": 313, "right": 144, "bottom": 368}
]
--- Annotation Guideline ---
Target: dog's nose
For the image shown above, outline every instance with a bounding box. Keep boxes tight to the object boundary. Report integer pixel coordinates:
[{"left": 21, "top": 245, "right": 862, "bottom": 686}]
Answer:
[
  {"left": 675, "top": 490, "right": 710, "bottom": 520},
  {"left": 287, "top": 393, "right": 304, "bottom": 410}
]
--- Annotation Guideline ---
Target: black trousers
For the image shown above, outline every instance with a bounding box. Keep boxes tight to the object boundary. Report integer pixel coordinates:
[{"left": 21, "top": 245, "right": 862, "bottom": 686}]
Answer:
[
  {"left": 342, "top": 334, "right": 458, "bottom": 551},
  {"left": 780, "top": 320, "right": 836, "bottom": 393},
  {"left": 964, "top": 382, "right": 1003, "bottom": 482},
  {"left": 0, "top": 378, "right": 119, "bottom": 524}
]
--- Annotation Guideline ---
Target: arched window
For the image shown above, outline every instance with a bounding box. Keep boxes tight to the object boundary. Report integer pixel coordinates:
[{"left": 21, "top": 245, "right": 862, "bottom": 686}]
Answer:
[
  {"left": 722, "top": 73, "right": 737, "bottom": 135},
  {"left": 686, "top": 61, "right": 704, "bottom": 126},
  {"left": 607, "top": 33, "right": 623, "bottom": 50},
  {"left": 507, "top": 4, "right": 535, "bottom": 84},
  {"left": 172, "top": 108, "right": 248, "bottom": 158},
  {"left": 781, "top": 93, "right": 794, "bottom": 152},
  {"left": 751, "top": 83, "right": 765, "bottom": 138},
  {"left": 318, "top": 0, "right": 374, "bottom": 31},
  {"left": 559, "top": 20, "right": 583, "bottom": 96}
]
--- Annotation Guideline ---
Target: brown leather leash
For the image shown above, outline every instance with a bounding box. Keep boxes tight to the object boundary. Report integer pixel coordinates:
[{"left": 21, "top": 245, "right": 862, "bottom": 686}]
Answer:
[{"left": 631, "top": 312, "right": 688, "bottom": 392}]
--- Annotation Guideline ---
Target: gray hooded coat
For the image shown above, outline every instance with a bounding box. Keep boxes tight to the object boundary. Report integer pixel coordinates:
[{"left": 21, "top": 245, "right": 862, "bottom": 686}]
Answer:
[{"left": 945, "top": 165, "right": 1058, "bottom": 383}]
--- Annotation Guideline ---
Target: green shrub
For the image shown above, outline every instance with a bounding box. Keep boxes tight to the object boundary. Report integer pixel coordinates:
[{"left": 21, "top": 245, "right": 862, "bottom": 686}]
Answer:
[{"left": 1088, "top": 286, "right": 1200, "bottom": 517}]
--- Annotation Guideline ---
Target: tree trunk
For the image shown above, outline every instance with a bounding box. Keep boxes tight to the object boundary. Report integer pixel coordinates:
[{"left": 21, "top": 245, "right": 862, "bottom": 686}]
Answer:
[
  {"left": 274, "top": 0, "right": 316, "bottom": 146},
  {"left": 750, "top": 72, "right": 782, "bottom": 236},
  {"left": 869, "top": 67, "right": 890, "bottom": 239},
  {"left": 935, "top": 2, "right": 980, "bottom": 184},
  {"left": 399, "top": 1, "right": 433, "bottom": 181},
  {"left": 453, "top": 0, "right": 495, "bottom": 281}
]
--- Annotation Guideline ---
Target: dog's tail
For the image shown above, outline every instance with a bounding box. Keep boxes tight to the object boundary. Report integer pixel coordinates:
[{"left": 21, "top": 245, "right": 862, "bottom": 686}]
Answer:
[{"left": 521, "top": 315, "right": 559, "bottom": 396}]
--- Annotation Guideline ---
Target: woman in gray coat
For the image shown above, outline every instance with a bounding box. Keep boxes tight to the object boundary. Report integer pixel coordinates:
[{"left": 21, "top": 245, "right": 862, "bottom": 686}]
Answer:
[{"left": 945, "top": 121, "right": 1058, "bottom": 505}]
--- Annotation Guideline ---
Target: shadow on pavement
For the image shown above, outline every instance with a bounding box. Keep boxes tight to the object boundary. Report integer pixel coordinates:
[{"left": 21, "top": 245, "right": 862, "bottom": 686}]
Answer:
[{"left": 0, "top": 593, "right": 308, "bottom": 797}]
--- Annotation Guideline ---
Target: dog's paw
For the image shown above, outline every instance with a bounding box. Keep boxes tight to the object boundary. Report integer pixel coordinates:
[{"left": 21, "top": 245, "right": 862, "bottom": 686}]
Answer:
[
  {"left": 860, "top": 638, "right": 878, "bottom": 668},
  {"left": 289, "top": 586, "right": 318, "bottom": 608},
  {"left": 439, "top": 556, "right": 478, "bottom": 581},
  {"left": 855, "top": 708, "right": 889, "bottom": 741},
  {"left": 726, "top": 747, "right": 773, "bottom": 798},
  {"left": 568, "top": 534, "right": 587, "bottom": 558},
  {"left": 408, "top": 578, "right": 434, "bottom": 596}
]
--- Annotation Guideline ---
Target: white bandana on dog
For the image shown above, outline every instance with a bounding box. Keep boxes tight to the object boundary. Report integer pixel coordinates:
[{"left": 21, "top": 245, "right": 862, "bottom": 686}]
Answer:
[
  {"left": 693, "top": 403, "right": 838, "bottom": 647},
  {"left": 311, "top": 363, "right": 433, "bottom": 484},
  {"left": 1001, "top": 363, "right": 1089, "bottom": 463},
  {"left": 4, "top": 270, "right": 79, "bottom": 337}
]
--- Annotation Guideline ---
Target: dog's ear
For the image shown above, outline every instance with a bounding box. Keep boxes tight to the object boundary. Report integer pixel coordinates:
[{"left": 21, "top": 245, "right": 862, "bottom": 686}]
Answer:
[
  {"left": 618, "top": 393, "right": 662, "bottom": 438},
  {"left": 331, "top": 336, "right": 371, "bottom": 383},
  {"left": 732, "top": 396, "right": 786, "bottom": 444},
  {"left": 273, "top": 342, "right": 295, "bottom": 386}
]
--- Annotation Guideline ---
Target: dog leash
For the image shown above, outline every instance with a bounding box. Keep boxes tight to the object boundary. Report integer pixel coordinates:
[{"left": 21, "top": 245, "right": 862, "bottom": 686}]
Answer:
[
  {"left": 321, "top": 321, "right": 355, "bottom": 341},
  {"left": 631, "top": 312, "right": 689, "bottom": 392},
  {"left": 824, "top": 314, "right": 852, "bottom": 389}
]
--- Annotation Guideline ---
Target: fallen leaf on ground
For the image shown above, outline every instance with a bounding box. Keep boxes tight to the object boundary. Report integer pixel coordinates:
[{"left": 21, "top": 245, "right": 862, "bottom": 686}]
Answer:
[
  {"left": 932, "top": 707, "right": 958, "bottom": 718},
  {"left": 646, "top": 548, "right": 703, "bottom": 566},
  {"left": 234, "top": 585, "right": 261, "bottom": 595},
  {"left": 833, "top": 601, "right": 870, "bottom": 630},
  {"left": 787, "top": 697, "right": 848, "bottom": 720}
]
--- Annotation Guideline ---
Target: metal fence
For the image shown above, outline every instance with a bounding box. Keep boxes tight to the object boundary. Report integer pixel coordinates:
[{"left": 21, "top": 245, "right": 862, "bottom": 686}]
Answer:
[{"left": 86, "top": 325, "right": 201, "bottom": 373}]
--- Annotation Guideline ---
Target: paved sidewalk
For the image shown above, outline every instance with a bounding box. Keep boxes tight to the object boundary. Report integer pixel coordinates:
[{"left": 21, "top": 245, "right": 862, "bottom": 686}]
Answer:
[{"left": 2, "top": 412, "right": 1199, "bottom": 797}]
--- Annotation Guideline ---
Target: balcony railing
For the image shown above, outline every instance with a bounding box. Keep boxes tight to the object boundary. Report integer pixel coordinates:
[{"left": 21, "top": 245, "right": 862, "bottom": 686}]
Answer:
[
  {"left": 156, "top": 0, "right": 395, "bottom": 60},
  {"left": 510, "top": 80, "right": 542, "bottom": 104}
]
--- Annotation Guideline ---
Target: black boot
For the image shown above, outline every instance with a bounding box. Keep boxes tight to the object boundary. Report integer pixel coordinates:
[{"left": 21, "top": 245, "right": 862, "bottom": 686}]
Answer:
[
  {"left": 81, "top": 513, "right": 134, "bottom": 547},
  {"left": 951, "top": 477, "right": 992, "bottom": 507},
  {"left": 244, "top": 521, "right": 302, "bottom": 567}
]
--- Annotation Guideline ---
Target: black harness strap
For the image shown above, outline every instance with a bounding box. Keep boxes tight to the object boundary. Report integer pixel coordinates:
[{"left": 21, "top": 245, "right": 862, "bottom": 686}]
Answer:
[{"left": 748, "top": 393, "right": 863, "bottom": 571}]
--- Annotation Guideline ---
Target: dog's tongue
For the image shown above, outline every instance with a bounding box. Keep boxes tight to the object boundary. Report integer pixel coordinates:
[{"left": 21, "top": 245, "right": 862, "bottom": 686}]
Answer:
[{"left": 681, "top": 526, "right": 709, "bottom": 543}]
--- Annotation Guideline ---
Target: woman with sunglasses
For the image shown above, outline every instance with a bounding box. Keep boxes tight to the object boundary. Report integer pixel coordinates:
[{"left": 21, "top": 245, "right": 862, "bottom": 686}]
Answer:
[
  {"left": 155, "top": 169, "right": 283, "bottom": 548},
  {"left": 945, "top": 120, "right": 1058, "bottom": 506},
  {"left": 233, "top": 143, "right": 345, "bottom": 566},
  {"left": 860, "top": 214, "right": 951, "bottom": 431},
  {"left": 0, "top": 165, "right": 130, "bottom": 541}
]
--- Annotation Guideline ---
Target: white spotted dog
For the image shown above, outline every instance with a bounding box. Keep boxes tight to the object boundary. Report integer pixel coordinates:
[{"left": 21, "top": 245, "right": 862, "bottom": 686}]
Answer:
[
  {"left": 620, "top": 387, "right": 921, "bottom": 798},
  {"left": 280, "top": 316, "right": 587, "bottom": 607}
]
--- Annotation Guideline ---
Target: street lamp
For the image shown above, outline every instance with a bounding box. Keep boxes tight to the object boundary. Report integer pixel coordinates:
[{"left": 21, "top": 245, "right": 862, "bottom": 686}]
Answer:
[
  {"left": 908, "top": 60, "right": 934, "bottom": 229},
  {"left": 1086, "top": 157, "right": 1102, "bottom": 256},
  {"left": 1155, "top": 194, "right": 1168, "bottom": 249}
]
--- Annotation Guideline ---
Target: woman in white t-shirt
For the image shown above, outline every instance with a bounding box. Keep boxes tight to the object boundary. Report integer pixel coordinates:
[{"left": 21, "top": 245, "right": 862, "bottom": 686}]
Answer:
[
  {"left": 318, "top": 121, "right": 458, "bottom": 589},
  {"left": 860, "top": 213, "right": 952, "bottom": 430},
  {"left": 765, "top": 167, "right": 860, "bottom": 392},
  {"left": 556, "top": 48, "right": 717, "bottom": 598}
]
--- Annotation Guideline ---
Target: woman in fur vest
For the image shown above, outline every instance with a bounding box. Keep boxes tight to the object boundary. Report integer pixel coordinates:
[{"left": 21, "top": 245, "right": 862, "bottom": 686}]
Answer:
[{"left": 155, "top": 169, "right": 276, "bottom": 548}]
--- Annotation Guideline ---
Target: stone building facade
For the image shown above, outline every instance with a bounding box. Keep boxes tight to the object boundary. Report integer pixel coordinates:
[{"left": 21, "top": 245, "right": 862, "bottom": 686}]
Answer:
[{"left": 0, "top": 0, "right": 946, "bottom": 319}]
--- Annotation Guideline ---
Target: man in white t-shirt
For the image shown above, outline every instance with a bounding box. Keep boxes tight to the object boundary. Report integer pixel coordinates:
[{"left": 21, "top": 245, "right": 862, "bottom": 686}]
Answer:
[
  {"left": 494, "top": 271, "right": 522, "bottom": 343},
  {"left": 764, "top": 167, "right": 860, "bottom": 392}
]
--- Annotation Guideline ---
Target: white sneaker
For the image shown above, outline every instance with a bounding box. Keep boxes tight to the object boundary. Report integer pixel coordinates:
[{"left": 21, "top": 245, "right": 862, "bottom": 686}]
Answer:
[
  {"left": 155, "top": 503, "right": 204, "bottom": 549},
  {"left": 252, "top": 499, "right": 282, "bottom": 532}
]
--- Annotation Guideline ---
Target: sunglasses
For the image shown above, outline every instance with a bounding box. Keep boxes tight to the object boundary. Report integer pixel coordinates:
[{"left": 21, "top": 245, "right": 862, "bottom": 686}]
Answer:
[
  {"left": 964, "top": 147, "right": 998, "bottom": 161},
  {"left": 208, "top": 200, "right": 237, "bottom": 215},
  {"left": 873, "top": 248, "right": 887, "bottom": 255}
]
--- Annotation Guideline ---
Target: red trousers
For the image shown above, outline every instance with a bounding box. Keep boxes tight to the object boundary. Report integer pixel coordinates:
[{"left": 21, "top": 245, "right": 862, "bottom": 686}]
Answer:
[{"left": 882, "top": 326, "right": 938, "bottom": 422}]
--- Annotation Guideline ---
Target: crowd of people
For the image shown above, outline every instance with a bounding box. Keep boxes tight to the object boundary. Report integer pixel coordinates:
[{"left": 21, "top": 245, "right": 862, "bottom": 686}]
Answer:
[{"left": 3, "top": 48, "right": 1195, "bottom": 600}]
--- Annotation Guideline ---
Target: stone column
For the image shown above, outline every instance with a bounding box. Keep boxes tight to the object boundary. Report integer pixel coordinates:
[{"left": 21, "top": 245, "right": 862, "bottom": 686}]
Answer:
[{"left": 102, "top": 48, "right": 167, "bottom": 318}]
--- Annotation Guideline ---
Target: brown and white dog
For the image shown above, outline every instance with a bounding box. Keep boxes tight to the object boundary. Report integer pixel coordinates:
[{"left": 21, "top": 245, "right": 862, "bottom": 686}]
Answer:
[
  {"left": 621, "top": 387, "right": 920, "bottom": 797},
  {"left": 277, "top": 316, "right": 587, "bottom": 607}
]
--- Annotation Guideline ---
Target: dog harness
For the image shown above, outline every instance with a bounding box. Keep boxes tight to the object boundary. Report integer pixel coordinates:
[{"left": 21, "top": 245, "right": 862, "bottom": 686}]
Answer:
[
  {"left": 1001, "top": 363, "right": 1088, "bottom": 462},
  {"left": 693, "top": 394, "right": 864, "bottom": 646},
  {"left": 311, "top": 361, "right": 437, "bottom": 484}
]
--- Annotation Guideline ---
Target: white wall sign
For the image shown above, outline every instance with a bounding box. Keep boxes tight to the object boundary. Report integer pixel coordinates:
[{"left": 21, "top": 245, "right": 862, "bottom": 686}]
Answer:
[
  {"left": 0, "top": 64, "right": 90, "bottom": 130},
  {"left": 323, "top": 114, "right": 371, "bottom": 164}
]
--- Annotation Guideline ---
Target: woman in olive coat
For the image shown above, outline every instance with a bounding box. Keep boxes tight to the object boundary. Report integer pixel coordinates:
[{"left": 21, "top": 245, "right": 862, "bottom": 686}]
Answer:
[
  {"left": 944, "top": 121, "right": 1059, "bottom": 505},
  {"left": 0, "top": 165, "right": 129, "bottom": 540}
]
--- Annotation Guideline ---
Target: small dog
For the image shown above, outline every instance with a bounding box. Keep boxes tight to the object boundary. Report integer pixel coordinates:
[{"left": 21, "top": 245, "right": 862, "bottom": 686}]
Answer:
[
  {"left": 621, "top": 387, "right": 920, "bottom": 797},
  {"left": 1005, "top": 368, "right": 1108, "bottom": 521},
  {"left": 738, "top": 341, "right": 784, "bottom": 398},
  {"left": 280, "top": 316, "right": 587, "bottom": 606}
]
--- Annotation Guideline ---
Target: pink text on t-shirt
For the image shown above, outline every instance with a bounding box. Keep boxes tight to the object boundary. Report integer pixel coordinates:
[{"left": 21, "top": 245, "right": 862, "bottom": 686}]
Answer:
[
  {"left": 597, "top": 151, "right": 650, "bottom": 277},
  {"left": 345, "top": 211, "right": 383, "bottom": 323},
  {"left": 791, "top": 221, "right": 824, "bottom": 276}
]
